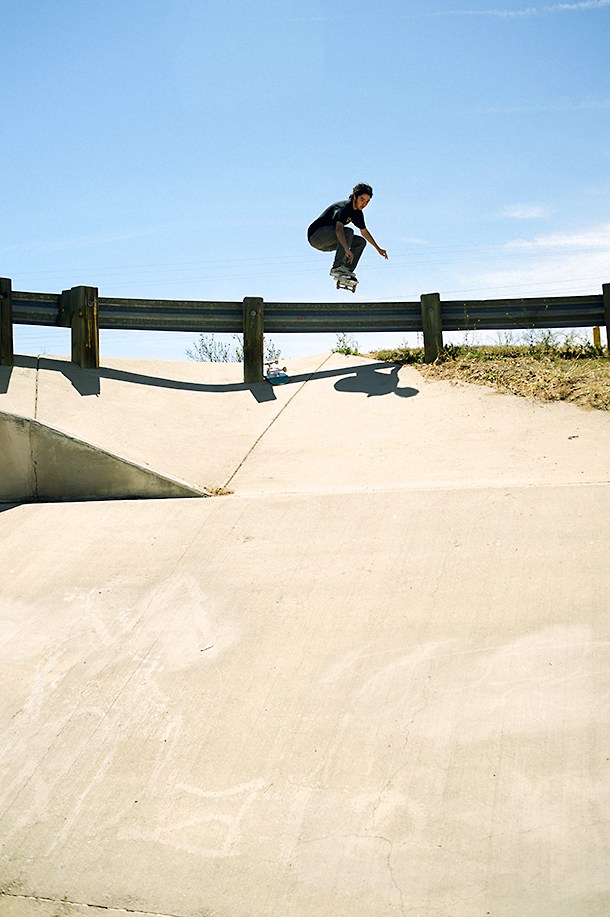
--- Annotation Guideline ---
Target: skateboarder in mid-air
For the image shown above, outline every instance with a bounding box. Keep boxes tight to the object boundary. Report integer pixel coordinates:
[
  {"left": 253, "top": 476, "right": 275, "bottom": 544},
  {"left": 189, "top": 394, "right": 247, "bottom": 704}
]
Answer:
[{"left": 307, "top": 183, "right": 388, "bottom": 291}]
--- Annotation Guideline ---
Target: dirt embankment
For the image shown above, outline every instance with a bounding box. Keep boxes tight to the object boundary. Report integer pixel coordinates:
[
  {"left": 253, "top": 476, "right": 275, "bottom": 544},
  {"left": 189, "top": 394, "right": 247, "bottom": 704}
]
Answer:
[{"left": 373, "top": 345, "right": 610, "bottom": 412}]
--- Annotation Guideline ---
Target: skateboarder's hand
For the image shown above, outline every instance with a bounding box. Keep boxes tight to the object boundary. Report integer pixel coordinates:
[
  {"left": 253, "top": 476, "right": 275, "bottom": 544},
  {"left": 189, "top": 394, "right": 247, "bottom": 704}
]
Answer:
[
  {"left": 377, "top": 247, "right": 388, "bottom": 259},
  {"left": 345, "top": 250, "right": 354, "bottom": 264}
]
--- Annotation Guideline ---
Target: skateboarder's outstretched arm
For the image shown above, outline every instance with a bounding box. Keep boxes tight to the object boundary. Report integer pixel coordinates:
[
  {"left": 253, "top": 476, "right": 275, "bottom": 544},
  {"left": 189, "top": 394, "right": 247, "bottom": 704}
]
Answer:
[{"left": 361, "top": 227, "right": 388, "bottom": 260}]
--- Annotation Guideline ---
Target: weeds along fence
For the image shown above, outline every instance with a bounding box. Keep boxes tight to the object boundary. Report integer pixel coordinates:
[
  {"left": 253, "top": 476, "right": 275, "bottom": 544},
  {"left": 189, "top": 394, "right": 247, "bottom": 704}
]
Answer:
[{"left": 1, "top": 277, "right": 609, "bottom": 382}]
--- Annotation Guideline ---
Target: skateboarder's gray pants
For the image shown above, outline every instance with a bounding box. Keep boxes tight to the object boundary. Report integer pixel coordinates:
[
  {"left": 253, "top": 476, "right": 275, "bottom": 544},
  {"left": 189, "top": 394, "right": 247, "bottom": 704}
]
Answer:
[{"left": 308, "top": 226, "right": 366, "bottom": 271}]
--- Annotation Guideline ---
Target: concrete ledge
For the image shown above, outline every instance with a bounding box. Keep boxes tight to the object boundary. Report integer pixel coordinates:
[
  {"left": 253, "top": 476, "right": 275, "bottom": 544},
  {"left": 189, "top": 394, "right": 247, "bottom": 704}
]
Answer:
[{"left": 0, "top": 410, "right": 208, "bottom": 502}]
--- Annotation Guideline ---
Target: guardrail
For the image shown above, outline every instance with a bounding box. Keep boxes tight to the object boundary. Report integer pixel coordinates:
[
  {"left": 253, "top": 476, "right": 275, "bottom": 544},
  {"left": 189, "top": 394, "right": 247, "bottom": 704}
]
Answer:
[{"left": 1, "top": 277, "right": 608, "bottom": 381}]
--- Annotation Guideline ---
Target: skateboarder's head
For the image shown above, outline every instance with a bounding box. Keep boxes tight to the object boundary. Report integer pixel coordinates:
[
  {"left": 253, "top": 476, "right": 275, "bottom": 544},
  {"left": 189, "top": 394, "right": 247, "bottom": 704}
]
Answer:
[{"left": 351, "top": 183, "right": 373, "bottom": 210}]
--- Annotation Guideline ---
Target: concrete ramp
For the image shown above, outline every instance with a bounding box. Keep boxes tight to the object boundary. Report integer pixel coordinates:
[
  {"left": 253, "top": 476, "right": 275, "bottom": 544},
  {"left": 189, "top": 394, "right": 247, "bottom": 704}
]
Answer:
[
  {"left": 0, "top": 410, "right": 207, "bottom": 502},
  {"left": 1, "top": 354, "right": 610, "bottom": 917}
]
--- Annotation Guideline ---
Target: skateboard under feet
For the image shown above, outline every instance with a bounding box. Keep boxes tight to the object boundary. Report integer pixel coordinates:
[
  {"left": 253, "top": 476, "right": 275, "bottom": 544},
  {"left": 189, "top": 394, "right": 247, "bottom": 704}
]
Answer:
[{"left": 331, "top": 268, "right": 358, "bottom": 293}]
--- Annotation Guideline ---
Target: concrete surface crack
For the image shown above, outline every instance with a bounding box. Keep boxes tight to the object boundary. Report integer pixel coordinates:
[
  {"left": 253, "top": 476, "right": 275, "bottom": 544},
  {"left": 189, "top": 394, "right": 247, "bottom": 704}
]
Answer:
[
  {"left": 34, "top": 355, "right": 40, "bottom": 419},
  {"left": 375, "top": 678, "right": 431, "bottom": 812},
  {"left": 224, "top": 353, "right": 333, "bottom": 489},
  {"left": 380, "top": 835, "right": 406, "bottom": 916},
  {"left": 27, "top": 415, "right": 40, "bottom": 500},
  {"left": 26, "top": 355, "right": 41, "bottom": 498},
  {"left": 0, "top": 893, "right": 184, "bottom": 916}
]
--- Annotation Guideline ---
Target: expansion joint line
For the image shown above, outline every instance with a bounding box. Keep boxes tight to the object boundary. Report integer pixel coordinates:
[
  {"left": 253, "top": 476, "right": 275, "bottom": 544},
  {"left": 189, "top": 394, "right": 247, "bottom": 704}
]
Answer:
[{"left": 224, "top": 353, "right": 333, "bottom": 490}]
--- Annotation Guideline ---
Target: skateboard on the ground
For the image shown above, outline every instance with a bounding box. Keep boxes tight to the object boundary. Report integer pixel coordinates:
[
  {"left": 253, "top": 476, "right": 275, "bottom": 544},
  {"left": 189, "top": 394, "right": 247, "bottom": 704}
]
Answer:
[
  {"left": 265, "top": 360, "right": 289, "bottom": 385},
  {"left": 331, "top": 268, "right": 358, "bottom": 293}
]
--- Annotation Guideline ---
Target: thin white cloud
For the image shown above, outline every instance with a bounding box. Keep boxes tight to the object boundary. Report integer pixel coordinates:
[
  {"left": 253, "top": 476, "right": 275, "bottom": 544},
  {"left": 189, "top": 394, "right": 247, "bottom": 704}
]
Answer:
[
  {"left": 503, "top": 205, "right": 551, "bottom": 218},
  {"left": 550, "top": 1, "right": 610, "bottom": 9},
  {"left": 431, "top": 1, "right": 610, "bottom": 18},
  {"left": 505, "top": 223, "right": 610, "bottom": 248},
  {"left": 464, "top": 259, "right": 608, "bottom": 299},
  {"left": 436, "top": 222, "right": 610, "bottom": 301}
]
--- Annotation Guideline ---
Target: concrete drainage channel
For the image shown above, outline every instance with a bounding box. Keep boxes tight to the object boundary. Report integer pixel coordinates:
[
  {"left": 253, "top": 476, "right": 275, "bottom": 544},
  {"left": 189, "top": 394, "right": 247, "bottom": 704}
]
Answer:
[{"left": 0, "top": 410, "right": 208, "bottom": 503}]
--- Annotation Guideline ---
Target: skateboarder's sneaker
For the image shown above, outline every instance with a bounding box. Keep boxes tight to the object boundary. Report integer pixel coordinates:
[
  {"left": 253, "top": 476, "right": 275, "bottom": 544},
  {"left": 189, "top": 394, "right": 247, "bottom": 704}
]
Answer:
[{"left": 331, "top": 266, "right": 355, "bottom": 278}]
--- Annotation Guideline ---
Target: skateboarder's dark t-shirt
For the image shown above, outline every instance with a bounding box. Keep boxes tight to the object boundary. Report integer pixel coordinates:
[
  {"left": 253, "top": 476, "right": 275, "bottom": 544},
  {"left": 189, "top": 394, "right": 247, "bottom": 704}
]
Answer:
[{"left": 307, "top": 199, "right": 366, "bottom": 240}]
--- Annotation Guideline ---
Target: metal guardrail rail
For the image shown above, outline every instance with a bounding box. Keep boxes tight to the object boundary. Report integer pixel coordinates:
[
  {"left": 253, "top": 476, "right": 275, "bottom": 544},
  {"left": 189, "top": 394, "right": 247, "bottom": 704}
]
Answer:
[
  {"left": 1, "top": 278, "right": 609, "bottom": 381},
  {"left": 440, "top": 294, "right": 606, "bottom": 332},
  {"left": 11, "top": 291, "right": 61, "bottom": 326},
  {"left": 11, "top": 292, "right": 606, "bottom": 333},
  {"left": 10, "top": 293, "right": 425, "bottom": 334}
]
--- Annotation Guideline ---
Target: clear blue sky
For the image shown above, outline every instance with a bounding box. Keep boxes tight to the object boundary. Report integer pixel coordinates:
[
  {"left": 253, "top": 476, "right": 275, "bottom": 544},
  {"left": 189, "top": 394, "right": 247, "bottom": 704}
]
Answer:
[{"left": 3, "top": 0, "right": 609, "bottom": 360}]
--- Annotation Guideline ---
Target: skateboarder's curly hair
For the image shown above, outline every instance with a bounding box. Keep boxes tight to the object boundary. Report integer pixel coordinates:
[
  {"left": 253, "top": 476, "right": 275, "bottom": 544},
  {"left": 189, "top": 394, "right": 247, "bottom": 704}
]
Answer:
[{"left": 352, "top": 183, "right": 373, "bottom": 199}]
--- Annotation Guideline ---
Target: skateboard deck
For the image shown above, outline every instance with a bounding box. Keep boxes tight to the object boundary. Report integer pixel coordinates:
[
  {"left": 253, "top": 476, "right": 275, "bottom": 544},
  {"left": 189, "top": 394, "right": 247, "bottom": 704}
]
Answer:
[
  {"left": 331, "top": 268, "right": 358, "bottom": 293},
  {"left": 336, "top": 274, "right": 357, "bottom": 293}
]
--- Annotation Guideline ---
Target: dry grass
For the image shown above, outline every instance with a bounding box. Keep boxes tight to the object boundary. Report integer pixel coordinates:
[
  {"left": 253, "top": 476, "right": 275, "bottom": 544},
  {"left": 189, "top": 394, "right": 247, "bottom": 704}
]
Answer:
[
  {"left": 373, "top": 337, "right": 610, "bottom": 412},
  {"left": 206, "top": 485, "right": 235, "bottom": 497}
]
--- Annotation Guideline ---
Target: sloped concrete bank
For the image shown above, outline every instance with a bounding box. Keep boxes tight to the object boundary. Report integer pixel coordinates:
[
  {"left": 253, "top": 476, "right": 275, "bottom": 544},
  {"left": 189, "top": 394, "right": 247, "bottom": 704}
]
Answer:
[
  {"left": 1, "top": 488, "right": 609, "bottom": 917},
  {"left": 0, "top": 410, "right": 207, "bottom": 502},
  {"left": 1, "top": 352, "right": 610, "bottom": 917}
]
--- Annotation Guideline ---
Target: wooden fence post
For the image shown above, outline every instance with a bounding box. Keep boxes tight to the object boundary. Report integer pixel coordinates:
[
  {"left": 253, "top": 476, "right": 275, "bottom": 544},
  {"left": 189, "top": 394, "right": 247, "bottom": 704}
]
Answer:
[
  {"left": 71, "top": 285, "right": 99, "bottom": 369},
  {"left": 243, "top": 297, "right": 264, "bottom": 383},
  {"left": 602, "top": 283, "right": 610, "bottom": 360},
  {"left": 421, "top": 292, "right": 443, "bottom": 363},
  {"left": 0, "top": 278, "right": 13, "bottom": 367}
]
